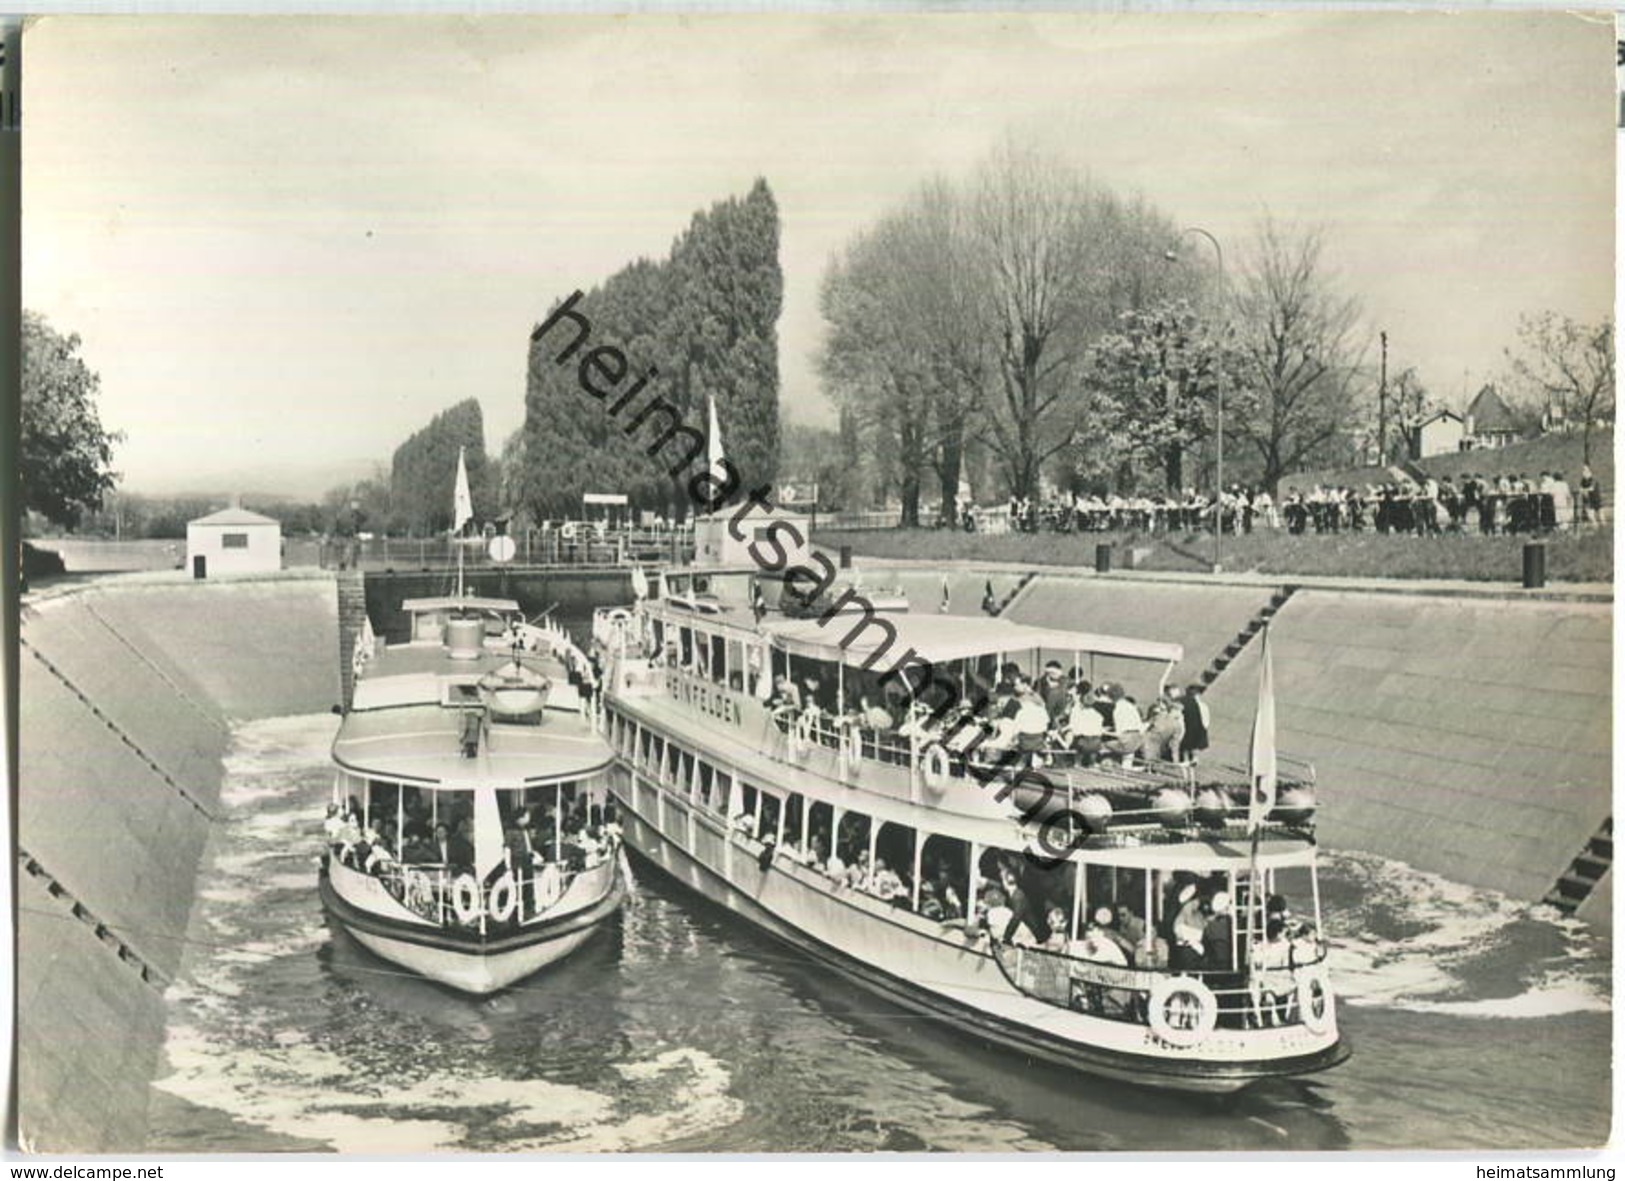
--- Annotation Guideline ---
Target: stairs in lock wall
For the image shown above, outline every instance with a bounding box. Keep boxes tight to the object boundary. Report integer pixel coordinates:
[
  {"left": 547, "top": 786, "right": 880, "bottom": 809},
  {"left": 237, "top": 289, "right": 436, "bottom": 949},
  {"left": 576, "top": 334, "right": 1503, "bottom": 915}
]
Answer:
[
  {"left": 1543, "top": 817, "right": 1612, "bottom": 915},
  {"left": 1199, "top": 585, "right": 1299, "bottom": 688}
]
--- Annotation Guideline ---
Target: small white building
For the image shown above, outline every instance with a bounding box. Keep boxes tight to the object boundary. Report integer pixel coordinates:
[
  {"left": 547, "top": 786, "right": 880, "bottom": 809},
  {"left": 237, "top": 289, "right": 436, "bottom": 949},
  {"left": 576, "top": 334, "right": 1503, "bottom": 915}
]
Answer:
[
  {"left": 692, "top": 505, "right": 814, "bottom": 569},
  {"left": 186, "top": 507, "right": 282, "bottom": 577},
  {"left": 1410, "top": 409, "right": 1466, "bottom": 459}
]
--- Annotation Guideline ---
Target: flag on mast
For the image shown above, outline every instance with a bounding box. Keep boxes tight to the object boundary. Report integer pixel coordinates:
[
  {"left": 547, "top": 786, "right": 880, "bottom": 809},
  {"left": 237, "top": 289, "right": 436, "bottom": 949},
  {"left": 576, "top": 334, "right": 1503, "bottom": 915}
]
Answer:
[
  {"left": 630, "top": 560, "right": 648, "bottom": 603},
  {"left": 453, "top": 446, "right": 474, "bottom": 535},
  {"left": 1247, "top": 624, "right": 1278, "bottom": 833},
  {"left": 706, "top": 395, "right": 726, "bottom": 483}
]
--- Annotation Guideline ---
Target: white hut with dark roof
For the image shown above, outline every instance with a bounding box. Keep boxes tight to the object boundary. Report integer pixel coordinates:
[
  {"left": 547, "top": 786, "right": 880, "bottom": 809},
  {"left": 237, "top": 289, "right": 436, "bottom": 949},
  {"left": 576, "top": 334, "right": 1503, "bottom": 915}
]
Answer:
[{"left": 185, "top": 506, "right": 282, "bottom": 577}]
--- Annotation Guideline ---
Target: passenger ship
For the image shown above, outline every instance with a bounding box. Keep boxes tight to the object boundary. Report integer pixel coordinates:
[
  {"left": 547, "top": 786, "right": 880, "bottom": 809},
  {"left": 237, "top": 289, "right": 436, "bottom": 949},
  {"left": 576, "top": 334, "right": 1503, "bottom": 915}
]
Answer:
[
  {"left": 596, "top": 537, "right": 1347, "bottom": 1092},
  {"left": 320, "top": 452, "right": 626, "bottom": 994}
]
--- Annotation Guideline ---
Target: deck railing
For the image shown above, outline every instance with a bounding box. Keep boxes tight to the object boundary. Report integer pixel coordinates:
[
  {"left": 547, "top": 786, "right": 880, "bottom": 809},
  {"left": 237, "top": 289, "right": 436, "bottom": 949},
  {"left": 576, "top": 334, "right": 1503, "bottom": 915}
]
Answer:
[
  {"left": 333, "top": 844, "right": 616, "bottom": 929},
  {"left": 989, "top": 938, "right": 1330, "bottom": 1032}
]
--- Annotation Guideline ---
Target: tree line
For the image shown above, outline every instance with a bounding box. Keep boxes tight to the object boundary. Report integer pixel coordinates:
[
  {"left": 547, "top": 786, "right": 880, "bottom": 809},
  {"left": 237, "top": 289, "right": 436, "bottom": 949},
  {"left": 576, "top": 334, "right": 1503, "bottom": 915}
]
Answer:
[
  {"left": 512, "top": 178, "right": 782, "bottom": 521},
  {"left": 812, "top": 142, "right": 1613, "bottom": 523}
]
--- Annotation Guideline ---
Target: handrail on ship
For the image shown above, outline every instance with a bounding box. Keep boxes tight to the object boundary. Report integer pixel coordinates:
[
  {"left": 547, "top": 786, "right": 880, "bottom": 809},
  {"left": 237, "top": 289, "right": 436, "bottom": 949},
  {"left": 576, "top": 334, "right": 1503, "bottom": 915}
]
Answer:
[
  {"left": 330, "top": 843, "right": 617, "bottom": 929},
  {"left": 987, "top": 937, "right": 1330, "bottom": 1031}
]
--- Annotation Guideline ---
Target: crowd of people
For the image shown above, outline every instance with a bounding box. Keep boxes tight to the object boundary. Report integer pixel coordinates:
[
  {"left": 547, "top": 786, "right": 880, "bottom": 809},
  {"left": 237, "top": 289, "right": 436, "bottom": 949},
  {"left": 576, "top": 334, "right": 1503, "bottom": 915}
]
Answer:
[
  {"left": 324, "top": 792, "right": 619, "bottom": 924},
  {"left": 768, "top": 660, "right": 1211, "bottom": 773},
  {"left": 959, "top": 463, "right": 1606, "bottom": 539}
]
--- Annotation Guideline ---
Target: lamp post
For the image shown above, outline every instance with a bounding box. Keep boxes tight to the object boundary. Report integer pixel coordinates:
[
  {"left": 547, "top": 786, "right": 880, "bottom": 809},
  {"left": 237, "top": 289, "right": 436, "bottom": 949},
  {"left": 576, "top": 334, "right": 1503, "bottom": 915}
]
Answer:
[{"left": 1166, "top": 226, "right": 1226, "bottom": 573}]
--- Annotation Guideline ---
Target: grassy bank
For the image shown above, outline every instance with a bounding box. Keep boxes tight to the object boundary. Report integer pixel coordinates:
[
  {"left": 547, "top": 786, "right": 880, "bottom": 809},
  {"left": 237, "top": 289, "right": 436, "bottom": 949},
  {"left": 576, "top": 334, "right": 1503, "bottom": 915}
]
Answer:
[{"left": 815, "top": 525, "right": 1615, "bottom": 583}]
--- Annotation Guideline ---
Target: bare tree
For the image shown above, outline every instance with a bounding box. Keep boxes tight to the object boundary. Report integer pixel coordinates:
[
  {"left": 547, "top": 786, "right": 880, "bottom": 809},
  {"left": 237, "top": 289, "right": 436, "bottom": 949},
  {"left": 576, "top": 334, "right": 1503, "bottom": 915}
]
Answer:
[
  {"left": 1504, "top": 311, "right": 1615, "bottom": 465},
  {"left": 1229, "top": 219, "right": 1368, "bottom": 492}
]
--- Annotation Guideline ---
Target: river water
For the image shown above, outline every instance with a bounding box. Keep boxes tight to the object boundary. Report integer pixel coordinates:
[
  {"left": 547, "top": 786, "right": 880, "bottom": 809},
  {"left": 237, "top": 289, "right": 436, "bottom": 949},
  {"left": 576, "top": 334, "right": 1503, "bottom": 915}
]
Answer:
[{"left": 145, "top": 714, "right": 1612, "bottom": 1153}]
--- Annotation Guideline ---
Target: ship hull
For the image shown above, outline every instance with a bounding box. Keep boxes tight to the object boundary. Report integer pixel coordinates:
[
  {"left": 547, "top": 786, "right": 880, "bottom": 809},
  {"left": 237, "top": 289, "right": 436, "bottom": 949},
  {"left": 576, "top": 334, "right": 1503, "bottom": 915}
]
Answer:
[
  {"left": 319, "top": 862, "right": 626, "bottom": 995},
  {"left": 616, "top": 795, "right": 1348, "bottom": 1095}
]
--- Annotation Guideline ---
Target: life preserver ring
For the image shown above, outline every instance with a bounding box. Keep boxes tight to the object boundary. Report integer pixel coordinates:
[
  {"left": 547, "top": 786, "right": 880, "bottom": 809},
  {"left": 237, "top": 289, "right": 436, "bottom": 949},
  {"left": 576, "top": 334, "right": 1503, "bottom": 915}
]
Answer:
[
  {"left": 404, "top": 868, "right": 434, "bottom": 914},
  {"left": 451, "top": 873, "right": 482, "bottom": 924},
  {"left": 1296, "top": 966, "right": 1335, "bottom": 1034},
  {"left": 487, "top": 872, "right": 518, "bottom": 923},
  {"left": 921, "top": 742, "right": 951, "bottom": 798},
  {"left": 560, "top": 522, "right": 578, "bottom": 541},
  {"left": 1146, "top": 975, "right": 1218, "bottom": 1048},
  {"left": 608, "top": 608, "right": 631, "bottom": 626}
]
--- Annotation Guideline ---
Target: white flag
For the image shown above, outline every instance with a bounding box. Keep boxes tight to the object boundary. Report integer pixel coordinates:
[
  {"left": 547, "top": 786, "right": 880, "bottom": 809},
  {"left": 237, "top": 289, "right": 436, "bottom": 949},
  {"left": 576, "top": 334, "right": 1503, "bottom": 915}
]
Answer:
[
  {"left": 707, "top": 395, "right": 726, "bottom": 480},
  {"left": 1248, "top": 625, "right": 1278, "bottom": 833},
  {"left": 630, "top": 561, "right": 647, "bottom": 602},
  {"left": 453, "top": 446, "right": 474, "bottom": 534}
]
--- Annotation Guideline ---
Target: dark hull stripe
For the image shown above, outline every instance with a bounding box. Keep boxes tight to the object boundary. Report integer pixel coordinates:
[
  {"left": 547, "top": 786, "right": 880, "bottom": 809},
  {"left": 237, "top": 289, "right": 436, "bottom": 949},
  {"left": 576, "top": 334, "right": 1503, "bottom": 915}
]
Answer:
[
  {"left": 621, "top": 816, "right": 1349, "bottom": 1094},
  {"left": 319, "top": 868, "right": 624, "bottom": 955}
]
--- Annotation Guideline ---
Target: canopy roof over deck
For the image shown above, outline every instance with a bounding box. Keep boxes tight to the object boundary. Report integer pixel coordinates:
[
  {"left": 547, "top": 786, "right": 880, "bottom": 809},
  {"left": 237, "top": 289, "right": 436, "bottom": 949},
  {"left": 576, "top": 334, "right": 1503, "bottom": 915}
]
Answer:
[
  {"left": 759, "top": 612, "right": 1182, "bottom": 670},
  {"left": 401, "top": 595, "right": 522, "bottom": 615}
]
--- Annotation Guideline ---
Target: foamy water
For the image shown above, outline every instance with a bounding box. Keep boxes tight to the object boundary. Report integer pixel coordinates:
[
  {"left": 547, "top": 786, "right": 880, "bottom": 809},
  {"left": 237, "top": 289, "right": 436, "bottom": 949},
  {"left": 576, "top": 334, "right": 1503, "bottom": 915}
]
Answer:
[{"left": 147, "top": 714, "right": 1610, "bottom": 1153}]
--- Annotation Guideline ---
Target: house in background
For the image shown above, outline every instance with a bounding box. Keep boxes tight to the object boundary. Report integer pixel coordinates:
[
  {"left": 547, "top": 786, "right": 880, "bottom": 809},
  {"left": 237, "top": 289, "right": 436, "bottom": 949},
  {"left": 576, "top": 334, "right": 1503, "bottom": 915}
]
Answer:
[
  {"left": 1409, "top": 409, "right": 1467, "bottom": 459},
  {"left": 1464, "top": 385, "right": 1523, "bottom": 450},
  {"left": 185, "top": 506, "right": 282, "bottom": 577}
]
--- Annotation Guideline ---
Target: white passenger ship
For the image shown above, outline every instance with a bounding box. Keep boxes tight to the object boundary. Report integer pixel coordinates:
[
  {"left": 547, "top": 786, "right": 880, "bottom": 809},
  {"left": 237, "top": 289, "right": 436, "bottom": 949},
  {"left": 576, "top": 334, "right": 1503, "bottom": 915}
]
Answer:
[
  {"left": 595, "top": 538, "right": 1347, "bottom": 1092},
  {"left": 320, "top": 452, "right": 626, "bottom": 994}
]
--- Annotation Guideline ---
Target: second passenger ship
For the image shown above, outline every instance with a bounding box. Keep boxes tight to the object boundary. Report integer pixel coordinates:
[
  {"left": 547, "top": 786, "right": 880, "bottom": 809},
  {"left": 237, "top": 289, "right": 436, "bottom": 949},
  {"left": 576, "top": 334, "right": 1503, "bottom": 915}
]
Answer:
[{"left": 596, "top": 528, "right": 1347, "bottom": 1092}]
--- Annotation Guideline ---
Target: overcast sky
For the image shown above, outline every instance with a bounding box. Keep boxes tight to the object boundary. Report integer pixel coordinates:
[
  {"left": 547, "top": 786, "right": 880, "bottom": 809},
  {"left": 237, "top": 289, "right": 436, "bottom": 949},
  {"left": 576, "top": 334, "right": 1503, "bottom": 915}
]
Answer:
[{"left": 23, "top": 12, "right": 1614, "bottom": 496}]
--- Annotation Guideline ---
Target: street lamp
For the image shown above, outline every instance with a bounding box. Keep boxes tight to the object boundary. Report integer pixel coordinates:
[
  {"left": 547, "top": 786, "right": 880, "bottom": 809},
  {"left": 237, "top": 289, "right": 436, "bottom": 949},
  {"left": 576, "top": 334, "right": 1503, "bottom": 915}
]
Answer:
[{"left": 1166, "top": 226, "right": 1226, "bottom": 574}]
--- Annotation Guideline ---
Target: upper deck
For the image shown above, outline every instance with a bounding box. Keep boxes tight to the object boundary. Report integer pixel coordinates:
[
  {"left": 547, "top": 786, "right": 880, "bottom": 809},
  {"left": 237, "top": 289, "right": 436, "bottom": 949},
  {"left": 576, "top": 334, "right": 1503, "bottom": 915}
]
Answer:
[
  {"left": 600, "top": 568, "right": 1317, "bottom": 844},
  {"left": 340, "top": 593, "right": 612, "bottom": 788}
]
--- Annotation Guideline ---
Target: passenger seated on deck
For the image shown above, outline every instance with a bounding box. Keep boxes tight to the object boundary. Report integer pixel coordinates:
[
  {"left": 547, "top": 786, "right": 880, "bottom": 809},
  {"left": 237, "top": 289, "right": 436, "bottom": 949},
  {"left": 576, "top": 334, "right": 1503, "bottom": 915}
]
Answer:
[
  {"left": 1249, "top": 918, "right": 1295, "bottom": 1027},
  {"left": 767, "top": 676, "right": 801, "bottom": 720},
  {"left": 1103, "top": 688, "right": 1146, "bottom": 766},
  {"left": 844, "top": 850, "right": 872, "bottom": 892},
  {"left": 1077, "top": 915, "right": 1129, "bottom": 966},
  {"left": 1169, "top": 883, "right": 1207, "bottom": 972},
  {"left": 979, "top": 886, "right": 1037, "bottom": 946},
  {"left": 323, "top": 803, "right": 346, "bottom": 845},
  {"left": 867, "top": 858, "right": 907, "bottom": 904},
  {"left": 1042, "top": 906, "right": 1071, "bottom": 952},
  {"left": 1012, "top": 682, "right": 1052, "bottom": 764},
  {"left": 1065, "top": 689, "right": 1106, "bottom": 767},
  {"left": 1144, "top": 692, "right": 1186, "bottom": 763}
]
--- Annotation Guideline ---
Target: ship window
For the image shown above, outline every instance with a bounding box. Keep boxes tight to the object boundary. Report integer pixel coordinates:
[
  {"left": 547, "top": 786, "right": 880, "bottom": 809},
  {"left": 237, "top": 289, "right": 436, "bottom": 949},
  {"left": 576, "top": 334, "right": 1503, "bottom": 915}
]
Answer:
[
  {"left": 875, "top": 822, "right": 916, "bottom": 909},
  {"left": 783, "top": 794, "right": 805, "bottom": 852},
  {"left": 836, "top": 811, "right": 871, "bottom": 869},
  {"left": 736, "top": 782, "right": 759, "bottom": 831},
  {"left": 679, "top": 627, "right": 693, "bottom": 668},
  {"left": 696, "top": 761, "right": 715, "bottom": 809},
  {"left": 678, "top": 750, "right": 695, "bottom": 796},
  {"left": 757, "top": 792, "right": 782, "bottom": 844},
  {"left": 710, "top": 634, "right": 727, "bottom": 685},
  {"left": 920, "top": 834, "right": 970, "bottom": 920},
  {"left": 805, "top": 801, "right": 834, "bottom": 864},
  {"left": 727, "top": 639, "right": 745, "bottom": 691}
]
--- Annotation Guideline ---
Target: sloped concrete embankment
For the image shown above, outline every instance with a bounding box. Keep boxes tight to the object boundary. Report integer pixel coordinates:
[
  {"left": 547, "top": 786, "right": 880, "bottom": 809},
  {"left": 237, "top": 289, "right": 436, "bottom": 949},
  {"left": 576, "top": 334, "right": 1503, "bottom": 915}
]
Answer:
[
  {"left": 1202, "top": 589, "right": 1612, "bottom": 926},
  {"left": 17, "top": 574, "right": 340, "bottom": 1151}
]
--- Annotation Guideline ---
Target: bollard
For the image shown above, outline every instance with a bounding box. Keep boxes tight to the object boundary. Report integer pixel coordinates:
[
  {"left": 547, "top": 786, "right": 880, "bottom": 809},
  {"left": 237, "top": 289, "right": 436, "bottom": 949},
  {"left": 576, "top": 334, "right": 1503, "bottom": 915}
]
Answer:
[
  {"left": 1522, "top": 541, "right": 1546, "bottom": 589},
  {"left": 1095, "top": 543, "right": 1113, "bottom": 574},
  {"left": 839, "top": 545, "right": 853, "bottom": 570}
]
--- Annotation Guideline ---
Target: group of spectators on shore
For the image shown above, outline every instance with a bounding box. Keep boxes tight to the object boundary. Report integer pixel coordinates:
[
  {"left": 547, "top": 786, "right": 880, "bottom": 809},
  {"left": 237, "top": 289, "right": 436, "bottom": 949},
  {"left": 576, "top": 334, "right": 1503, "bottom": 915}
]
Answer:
[{"left": 964, "top": 463, "right": 1606, "bottom": 539}]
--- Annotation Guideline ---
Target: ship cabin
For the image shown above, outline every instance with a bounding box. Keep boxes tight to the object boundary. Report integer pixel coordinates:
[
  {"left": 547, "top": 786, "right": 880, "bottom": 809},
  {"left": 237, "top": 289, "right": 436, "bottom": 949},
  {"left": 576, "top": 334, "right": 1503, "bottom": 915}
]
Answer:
[{"left": 328, "top": 594, "right": 617, "bottom": 935}]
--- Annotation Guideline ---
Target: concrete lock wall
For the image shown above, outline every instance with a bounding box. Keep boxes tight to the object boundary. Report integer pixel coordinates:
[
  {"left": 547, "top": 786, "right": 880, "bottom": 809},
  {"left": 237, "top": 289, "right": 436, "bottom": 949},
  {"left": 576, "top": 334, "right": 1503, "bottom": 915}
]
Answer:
[
  {"left": 1194, "top": 587, "right": 1610, "bottom": 914},
  {"left": 17, "top": 573, "right": 341, "bottom": 1152}
]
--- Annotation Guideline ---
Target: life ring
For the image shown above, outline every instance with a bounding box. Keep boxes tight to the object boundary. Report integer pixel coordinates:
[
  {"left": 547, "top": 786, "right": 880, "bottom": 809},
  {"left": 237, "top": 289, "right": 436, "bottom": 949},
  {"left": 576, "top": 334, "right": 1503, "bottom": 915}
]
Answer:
[
  {"left": 1296, "top": 967, "right": 1335, "bottom": 1035},
  {"left": 1146, "top": 975, "right": 1218, "bottom": 1048},
  {"left": 451, "top": 873, "right": 482, "bottom": 925},
  {"left": 560, "top": 522, "right": 578, "bottom": 541},
  {"left": 404, "top": 869, "right": 434, "bottom": 914},
  {"left": 608, "top": 608, "right": 631, "bottom": 626},
  {"left": 487, "top": 872, "right": 518, "bottom": 923},
  {"left": 921, "top": 742, "right": 951, "bottom": 798}
]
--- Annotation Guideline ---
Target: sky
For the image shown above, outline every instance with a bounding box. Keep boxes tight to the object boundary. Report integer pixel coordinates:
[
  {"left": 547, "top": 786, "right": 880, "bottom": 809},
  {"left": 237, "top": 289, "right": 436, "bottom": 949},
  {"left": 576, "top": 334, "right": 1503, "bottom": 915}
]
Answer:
[{"left": 22, "top": 12, "right": 1615, "bottom": 497}]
